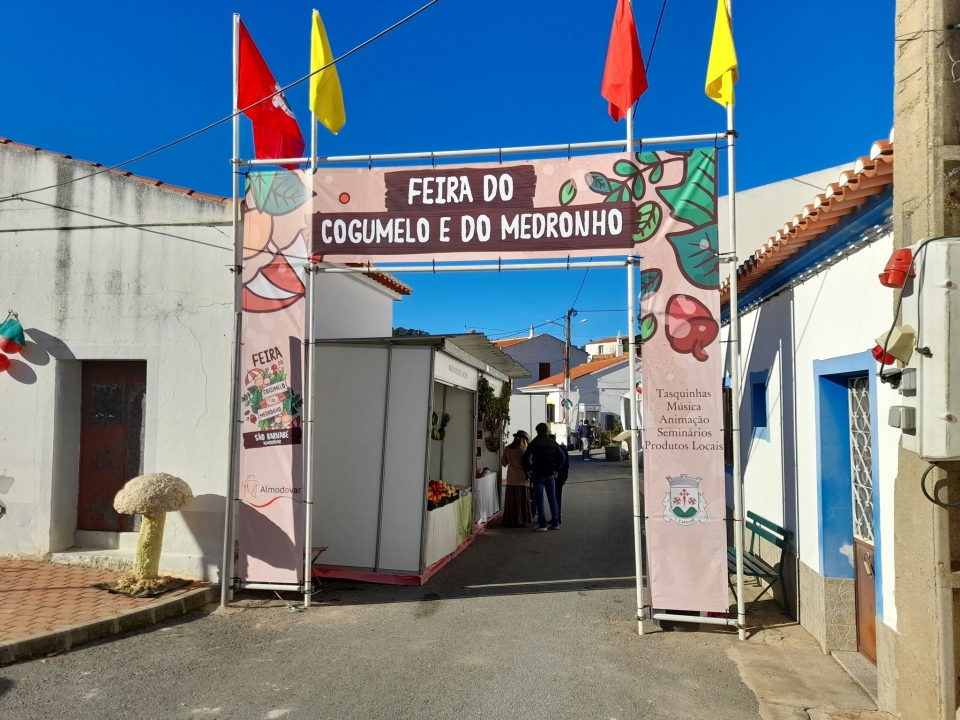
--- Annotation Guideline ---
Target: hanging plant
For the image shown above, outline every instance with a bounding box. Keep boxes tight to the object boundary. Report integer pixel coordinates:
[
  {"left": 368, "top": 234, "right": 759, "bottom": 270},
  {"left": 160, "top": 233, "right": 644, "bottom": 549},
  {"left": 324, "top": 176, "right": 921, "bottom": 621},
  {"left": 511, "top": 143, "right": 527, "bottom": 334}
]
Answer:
[
  {"left": 477, "top": 377, "right": 511, "bottom": 426},
  {"left": 431, "top": 412, "right": 451, "bottom": 441}
]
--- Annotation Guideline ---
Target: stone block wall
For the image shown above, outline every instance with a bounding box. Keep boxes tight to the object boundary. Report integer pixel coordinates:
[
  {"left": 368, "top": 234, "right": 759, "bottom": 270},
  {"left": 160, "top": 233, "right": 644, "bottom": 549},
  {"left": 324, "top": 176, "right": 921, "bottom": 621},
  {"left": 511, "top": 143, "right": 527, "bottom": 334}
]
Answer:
[{"left": 798, "top": 560, "right": 856, "bottom": 652}]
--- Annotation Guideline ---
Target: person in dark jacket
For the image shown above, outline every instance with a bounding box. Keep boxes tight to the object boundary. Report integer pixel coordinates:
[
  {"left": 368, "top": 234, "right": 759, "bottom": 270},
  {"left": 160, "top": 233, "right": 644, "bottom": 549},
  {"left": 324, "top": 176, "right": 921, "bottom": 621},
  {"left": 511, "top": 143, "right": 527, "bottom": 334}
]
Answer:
[
  {"left": 522, "top": 423, "right": 565, "bottom": 531},
  {"left": 549, "top": 434, "right": 569, "bottom": 525}
]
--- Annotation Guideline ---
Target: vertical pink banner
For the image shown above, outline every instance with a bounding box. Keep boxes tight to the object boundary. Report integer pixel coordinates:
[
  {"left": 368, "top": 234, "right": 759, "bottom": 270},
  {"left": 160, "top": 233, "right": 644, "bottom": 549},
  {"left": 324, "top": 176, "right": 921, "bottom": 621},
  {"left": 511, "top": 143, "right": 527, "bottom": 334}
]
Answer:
[
  {"left": 237, "top": 170, "right": 312, "bottom": 585},
  {"left": 637, "top": 149, "right": 728, "bottom": 613}
]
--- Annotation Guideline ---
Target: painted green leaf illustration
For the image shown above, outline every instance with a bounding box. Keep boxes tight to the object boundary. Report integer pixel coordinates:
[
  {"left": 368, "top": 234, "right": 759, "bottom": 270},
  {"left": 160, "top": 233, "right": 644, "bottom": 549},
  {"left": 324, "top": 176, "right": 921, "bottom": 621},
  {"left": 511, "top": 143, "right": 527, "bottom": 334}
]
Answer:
[
  {"left": 614, "top": 160, "right": 639, "bottom": 177},
  {"left": 636, "top": 151, "right": 660, "bottom": 165},
  {"left": 656, "top": 149, "right": 717, "bottom": 229},
  {"left": 632, "top": 174, "right": 645, "bottom": 199},
  {"left": 650, "top": 164, "right": 663, "bottom": 183},
  {"left": 559, "top": 179, "right": 577, "bottom": 206},
  {"left": 666, "top": 223, "right": 720, "bottom": 289},
  {"left": 639, "top": 269, "right": 663, "bottom": 299},
  {"left": 633, "top": 202, "right": 662, "bottom": 243},
  {"left": 585, "top": 172, "right": 612, "bottom": 194},
  {"left": 639, "top": 314, "right": 658, "bottom": 341},
  {"left": 250, "top": 171, "right": 311, "bottom": 216},
  {"left": 606, "top": 185, "right": 631, "bottom": 203}
]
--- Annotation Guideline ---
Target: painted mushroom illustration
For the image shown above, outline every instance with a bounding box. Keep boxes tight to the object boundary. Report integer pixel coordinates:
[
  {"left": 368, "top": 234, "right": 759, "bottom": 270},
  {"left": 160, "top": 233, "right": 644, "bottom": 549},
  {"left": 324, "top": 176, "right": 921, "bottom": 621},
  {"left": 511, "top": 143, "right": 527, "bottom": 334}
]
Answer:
[
  {"left": 113, "top": 473, "right": 193, "bottom": 594},
  {"left": 664, "top": 294, "right": 720, "bottom": 362}
]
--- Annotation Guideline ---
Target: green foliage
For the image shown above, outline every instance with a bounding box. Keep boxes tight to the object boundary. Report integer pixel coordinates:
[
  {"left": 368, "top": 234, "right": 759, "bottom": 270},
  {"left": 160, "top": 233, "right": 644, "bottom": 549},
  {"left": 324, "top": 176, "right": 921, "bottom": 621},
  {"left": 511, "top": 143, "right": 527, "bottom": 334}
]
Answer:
[
  {"left": 477, "top": 377, "right": 511, "bottom": 425},
  {"left": 393, "top": 327, "right": 430, "bottom": 337},
  {"left": 248, "top": 172, "right": 311, "bottom": 216},
  {"left": 559, "top": 179, "right": 577, "bottom": 206}
]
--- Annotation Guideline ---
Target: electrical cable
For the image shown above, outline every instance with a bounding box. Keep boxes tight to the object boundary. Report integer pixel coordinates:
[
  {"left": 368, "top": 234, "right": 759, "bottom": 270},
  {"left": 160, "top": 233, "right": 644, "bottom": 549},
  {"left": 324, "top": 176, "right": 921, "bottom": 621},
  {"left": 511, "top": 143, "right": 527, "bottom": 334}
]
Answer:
[
  {"left": 0, "top": 0, "right": 442, "bottom": 204},
  {"left": 920, "top": 463, "right": 960, "bottom": 508},
  {"left": 644, "top": 0, "right": 669, "bottom": 72}
]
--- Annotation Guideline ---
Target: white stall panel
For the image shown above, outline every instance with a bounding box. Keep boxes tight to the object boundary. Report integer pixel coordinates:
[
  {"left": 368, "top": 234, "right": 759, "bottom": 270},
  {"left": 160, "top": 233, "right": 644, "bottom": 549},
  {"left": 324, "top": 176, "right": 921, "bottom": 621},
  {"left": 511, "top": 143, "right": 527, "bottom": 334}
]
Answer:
[
  {"left": 378, "top": 347, "right": 433, "bottom": 573},
  {"left": 312, "top": 345, "right": 389, "bottom": 569},
  {"left": 508, "top": 393, "right": 548, "bottom": 438}
]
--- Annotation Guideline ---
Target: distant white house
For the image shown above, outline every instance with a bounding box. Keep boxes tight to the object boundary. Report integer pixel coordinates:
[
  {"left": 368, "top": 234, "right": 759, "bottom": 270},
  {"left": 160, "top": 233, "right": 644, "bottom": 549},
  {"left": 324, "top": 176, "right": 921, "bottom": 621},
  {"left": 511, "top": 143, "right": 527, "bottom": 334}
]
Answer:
[
  {"left": 517, "top": 355, "right": 639, "bottom": 444},
  {"left": 493, "top": 333, "right": 587, "bottom": 389},
  {"left": 584, "top": 333, "right": 625, "bottom": 361}
]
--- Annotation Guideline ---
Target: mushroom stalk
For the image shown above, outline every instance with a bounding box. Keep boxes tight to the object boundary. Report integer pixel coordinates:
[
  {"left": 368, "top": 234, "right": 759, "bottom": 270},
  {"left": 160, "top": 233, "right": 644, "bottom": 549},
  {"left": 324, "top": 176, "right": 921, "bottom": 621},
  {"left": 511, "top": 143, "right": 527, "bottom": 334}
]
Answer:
[{"left": 132, "top": 513, "right": 166, "bottom": 581}]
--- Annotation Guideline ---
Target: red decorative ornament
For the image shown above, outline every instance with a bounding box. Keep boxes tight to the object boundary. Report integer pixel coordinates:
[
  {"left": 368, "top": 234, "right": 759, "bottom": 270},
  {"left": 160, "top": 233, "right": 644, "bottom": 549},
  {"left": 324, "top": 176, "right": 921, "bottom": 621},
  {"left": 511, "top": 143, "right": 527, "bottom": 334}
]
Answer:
[{"left": 0, "top": 354, "right": 10, "bottom": 373}]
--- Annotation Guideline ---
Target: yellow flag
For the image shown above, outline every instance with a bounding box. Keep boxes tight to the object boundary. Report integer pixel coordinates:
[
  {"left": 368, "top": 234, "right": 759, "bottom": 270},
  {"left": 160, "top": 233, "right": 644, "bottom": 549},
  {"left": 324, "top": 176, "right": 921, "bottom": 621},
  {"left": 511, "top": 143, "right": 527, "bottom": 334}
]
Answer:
[
  {"left": 310, "top": 9, "right": 346, "bottom": 134},
  {"left": 705, "top": 0, "right": 738, "bottom": 107}
]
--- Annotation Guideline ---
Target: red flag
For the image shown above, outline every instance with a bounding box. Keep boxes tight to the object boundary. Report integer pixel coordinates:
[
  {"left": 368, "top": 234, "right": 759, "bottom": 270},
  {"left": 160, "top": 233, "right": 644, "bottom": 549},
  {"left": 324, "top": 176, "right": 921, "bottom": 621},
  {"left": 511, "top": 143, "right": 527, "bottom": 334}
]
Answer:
[
  {"left": 238, "top": 20, "right": 305, "bottom": 168},
  {"left": 601, "top": 0, "right": 648, "bottom": 122}
]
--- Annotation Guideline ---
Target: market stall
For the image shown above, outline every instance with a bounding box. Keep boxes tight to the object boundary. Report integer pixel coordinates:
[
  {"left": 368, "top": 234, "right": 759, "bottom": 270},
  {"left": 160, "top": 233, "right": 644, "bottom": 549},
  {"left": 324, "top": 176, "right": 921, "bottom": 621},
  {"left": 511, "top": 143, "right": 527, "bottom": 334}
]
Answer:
[{"left": 309, "top": 334, "right": 528, "bottom": 584}]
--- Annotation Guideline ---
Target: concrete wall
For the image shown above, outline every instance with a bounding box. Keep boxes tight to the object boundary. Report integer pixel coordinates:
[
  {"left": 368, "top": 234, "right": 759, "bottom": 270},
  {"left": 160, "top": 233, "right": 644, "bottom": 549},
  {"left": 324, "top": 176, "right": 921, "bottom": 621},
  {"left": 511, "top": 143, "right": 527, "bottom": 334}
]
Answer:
[
  {"left": 500, "top": 335, "right": 587, "bottom": 390},
  {"left": 0, "top": 144, "right": 399, "bottom": 580}
]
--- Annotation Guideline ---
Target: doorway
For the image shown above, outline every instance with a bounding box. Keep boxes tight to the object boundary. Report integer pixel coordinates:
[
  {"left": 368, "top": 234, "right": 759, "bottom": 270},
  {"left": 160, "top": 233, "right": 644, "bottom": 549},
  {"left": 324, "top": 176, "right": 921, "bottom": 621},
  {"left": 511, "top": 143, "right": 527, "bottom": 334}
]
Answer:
[
  {"left": 77, "top": 361, "right": 147, "bottom": 532},
  {"left": 848, "top": 376, "right": 876, "bottom": 662}
]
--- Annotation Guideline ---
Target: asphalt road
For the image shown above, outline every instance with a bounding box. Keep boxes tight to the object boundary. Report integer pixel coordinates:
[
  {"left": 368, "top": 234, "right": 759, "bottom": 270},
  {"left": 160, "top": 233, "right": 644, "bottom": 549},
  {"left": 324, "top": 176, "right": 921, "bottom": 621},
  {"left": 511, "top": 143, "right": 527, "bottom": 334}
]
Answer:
[{"left": 0, "top": 457, "right": 760, "bottom": 720}]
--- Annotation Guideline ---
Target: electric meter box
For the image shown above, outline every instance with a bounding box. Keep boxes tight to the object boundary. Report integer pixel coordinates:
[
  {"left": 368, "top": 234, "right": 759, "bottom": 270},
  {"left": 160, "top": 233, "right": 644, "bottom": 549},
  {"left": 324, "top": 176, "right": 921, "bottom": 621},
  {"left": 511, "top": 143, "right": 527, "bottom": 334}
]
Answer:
[{"left": 899, "top": 238, "right": 960, "bottom": 460}]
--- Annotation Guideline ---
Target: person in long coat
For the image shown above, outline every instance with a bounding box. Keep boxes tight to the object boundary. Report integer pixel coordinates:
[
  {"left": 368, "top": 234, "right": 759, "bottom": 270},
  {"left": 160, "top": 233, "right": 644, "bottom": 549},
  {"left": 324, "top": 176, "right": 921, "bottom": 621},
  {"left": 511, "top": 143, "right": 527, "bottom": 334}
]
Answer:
[{"left": 500, "top": 430, "right": 532, "bottom": 527}]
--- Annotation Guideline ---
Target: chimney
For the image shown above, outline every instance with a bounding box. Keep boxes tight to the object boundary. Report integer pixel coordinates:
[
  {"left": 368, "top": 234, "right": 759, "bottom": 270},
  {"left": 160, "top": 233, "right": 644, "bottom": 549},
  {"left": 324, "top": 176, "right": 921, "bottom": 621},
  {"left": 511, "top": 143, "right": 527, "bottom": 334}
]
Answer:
[
  {"left": 529, "top": 325, "right": 534, "bottom": 338},
  {"left": 616, "top": 331, "right": 623, "bottom": 357}
]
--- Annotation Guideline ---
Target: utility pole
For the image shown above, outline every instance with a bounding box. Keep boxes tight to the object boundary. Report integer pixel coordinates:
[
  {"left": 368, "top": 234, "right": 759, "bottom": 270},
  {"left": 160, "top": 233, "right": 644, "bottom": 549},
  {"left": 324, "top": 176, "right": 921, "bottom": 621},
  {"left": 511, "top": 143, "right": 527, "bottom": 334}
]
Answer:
[{"left": 564, "top": 308, "right": 574, "bottom": 447}]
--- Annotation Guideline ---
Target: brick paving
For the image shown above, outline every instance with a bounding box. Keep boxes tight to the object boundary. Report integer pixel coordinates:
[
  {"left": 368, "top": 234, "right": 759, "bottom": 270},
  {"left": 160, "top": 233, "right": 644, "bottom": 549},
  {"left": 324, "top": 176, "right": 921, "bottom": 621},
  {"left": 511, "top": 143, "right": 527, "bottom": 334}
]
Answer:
[{"left": 0, "top": 560, "right": 200, "bottom": 643}]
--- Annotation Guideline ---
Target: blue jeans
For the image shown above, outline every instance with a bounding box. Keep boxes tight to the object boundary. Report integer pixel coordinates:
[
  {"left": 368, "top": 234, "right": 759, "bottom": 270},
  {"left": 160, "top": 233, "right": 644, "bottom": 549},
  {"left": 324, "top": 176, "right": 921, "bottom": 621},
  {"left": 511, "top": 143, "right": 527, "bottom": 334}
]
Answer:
[{"left": 532, "top": 475, "right": 560, "bottom": 528}]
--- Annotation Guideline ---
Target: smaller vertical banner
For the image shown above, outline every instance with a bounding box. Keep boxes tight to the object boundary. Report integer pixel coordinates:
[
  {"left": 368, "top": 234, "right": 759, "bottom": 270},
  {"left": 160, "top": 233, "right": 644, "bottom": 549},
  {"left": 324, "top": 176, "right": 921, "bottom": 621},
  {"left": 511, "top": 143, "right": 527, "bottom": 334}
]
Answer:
[{"left": 237, "top": 169, "right": 312, "bottom": 586}]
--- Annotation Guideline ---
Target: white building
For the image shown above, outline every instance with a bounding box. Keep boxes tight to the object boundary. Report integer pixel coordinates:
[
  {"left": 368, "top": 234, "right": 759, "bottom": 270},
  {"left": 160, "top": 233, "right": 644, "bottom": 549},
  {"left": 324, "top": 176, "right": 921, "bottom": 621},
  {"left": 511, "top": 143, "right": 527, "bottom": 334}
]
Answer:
[
  {"left": 584, "top": 334, "right": 625, "bottom": 361},
  {"left": 720, "top": 136, "right": 896, "bottom": 693},
  {"left": 493, "top": 333, "right": 586, "bottom": 389},
  {"left": 518, "top": 355, "right": 639, "bottom": 443},
  {"left": 0, "top": 137, "right": 410, "bottom": 580}
]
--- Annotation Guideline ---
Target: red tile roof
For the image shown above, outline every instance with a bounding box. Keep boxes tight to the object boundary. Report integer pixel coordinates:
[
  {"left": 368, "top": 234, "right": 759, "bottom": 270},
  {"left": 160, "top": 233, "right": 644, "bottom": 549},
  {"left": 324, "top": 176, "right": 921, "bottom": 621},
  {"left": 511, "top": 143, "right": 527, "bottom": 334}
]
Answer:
[
  {"left": 526, "top": 354, "right": 628, "bottom": 388},
  {"left": 720, "top": 134, "right": 893, "bottom": 301},
  {"left": 0, "top": 137, "right": 231, "bottom": 204},
  {"left": 345, "top": 264, "right": 413, "bottom": 296},
  {"left": 493, "top": 337, "right": 532, "bottom": 348},
  {"left": 0, "top": 137, "right": 412, "bottom": 297},
  {"left": 588, "top": 336, "right": 621, "bottom": 345}
]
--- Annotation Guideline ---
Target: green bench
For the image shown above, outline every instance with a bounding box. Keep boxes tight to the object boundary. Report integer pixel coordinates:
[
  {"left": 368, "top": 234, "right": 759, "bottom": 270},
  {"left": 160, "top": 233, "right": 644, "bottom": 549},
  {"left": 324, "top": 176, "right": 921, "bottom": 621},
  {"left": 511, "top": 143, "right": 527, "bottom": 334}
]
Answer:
[{"left": 728, "top": 511, "right": 792, "bottom": 615}]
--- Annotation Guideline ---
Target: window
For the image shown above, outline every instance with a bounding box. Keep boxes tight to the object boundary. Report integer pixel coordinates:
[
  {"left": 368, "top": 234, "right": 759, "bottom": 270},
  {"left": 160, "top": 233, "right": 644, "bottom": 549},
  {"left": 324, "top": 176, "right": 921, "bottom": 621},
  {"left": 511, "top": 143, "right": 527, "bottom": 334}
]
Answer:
[
  {"left": 538, "top": 362, "right": 551, "bottom": 380},
  {"left": 546, "top": 403, "right": 556, "bottom": 422},
  {"left": 722, "top": 384, "right": 733, "bottom": 466},
  {"left": 750, "top": 370, "right": 769, "bottom": 439}
]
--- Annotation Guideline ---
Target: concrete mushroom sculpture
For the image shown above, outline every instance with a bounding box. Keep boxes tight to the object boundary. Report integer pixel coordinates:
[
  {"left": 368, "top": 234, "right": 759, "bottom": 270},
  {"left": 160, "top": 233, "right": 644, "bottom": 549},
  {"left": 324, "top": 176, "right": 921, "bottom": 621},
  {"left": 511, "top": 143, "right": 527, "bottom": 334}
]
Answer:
[{"left": 113, "top": 472, "right": 193, "bottom": 594}]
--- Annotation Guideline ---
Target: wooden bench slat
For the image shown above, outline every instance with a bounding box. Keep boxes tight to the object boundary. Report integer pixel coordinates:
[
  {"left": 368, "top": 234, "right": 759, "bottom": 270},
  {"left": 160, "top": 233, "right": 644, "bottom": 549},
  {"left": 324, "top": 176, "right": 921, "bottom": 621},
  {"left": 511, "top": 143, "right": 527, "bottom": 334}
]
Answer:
[
  {"left": 747, "top": 510, "right": 792, "bottom": 540},
  {"left": 746, "top": 520, "right": 789, "bottom": 550}
]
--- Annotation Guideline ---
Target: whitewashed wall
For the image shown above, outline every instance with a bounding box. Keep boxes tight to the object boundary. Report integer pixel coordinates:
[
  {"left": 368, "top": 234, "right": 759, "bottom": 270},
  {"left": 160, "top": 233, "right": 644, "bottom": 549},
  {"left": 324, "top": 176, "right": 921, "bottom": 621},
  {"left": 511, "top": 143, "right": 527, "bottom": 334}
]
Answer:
[
  {"left": 0, "top": 145, "right": 399, "bottom": 580},
  {"left": 722, "top": 232, "right": 899, "bottom": 627},
  {"left": 501, "top": 335, "right": 587, "bottom": 389}
]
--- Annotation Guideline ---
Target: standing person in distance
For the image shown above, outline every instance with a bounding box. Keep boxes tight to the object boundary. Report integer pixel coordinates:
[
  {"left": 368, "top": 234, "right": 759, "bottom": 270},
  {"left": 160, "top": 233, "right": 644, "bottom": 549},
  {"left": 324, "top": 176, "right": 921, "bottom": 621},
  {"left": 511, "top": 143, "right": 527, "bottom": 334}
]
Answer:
[
  {"left": 522, "top": 423, "right": 565, "bottom": 532},
  {"left": 500, "top": 430, "right": 532, "bottom": 527},
  {"left": 579, "top": 420, "right": 591, "bottom": 461},
  {"left": 549, "top": 434, "right": 570, "bottom": 526}
]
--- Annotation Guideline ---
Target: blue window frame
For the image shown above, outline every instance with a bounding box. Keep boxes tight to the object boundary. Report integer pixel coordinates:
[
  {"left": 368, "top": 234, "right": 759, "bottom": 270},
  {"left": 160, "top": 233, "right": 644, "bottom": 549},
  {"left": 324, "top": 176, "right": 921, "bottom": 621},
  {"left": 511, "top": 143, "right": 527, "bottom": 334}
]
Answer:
[{"left": 750, "top": 370, "right": 769, "bottom": 440}]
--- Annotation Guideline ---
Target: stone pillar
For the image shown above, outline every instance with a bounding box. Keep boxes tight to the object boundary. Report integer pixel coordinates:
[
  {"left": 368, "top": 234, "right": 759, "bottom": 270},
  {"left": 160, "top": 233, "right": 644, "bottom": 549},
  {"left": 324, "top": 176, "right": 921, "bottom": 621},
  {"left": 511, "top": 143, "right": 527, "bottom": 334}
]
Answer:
[{"left": 893, "top": 1, "right": 960, "bottom": 717}]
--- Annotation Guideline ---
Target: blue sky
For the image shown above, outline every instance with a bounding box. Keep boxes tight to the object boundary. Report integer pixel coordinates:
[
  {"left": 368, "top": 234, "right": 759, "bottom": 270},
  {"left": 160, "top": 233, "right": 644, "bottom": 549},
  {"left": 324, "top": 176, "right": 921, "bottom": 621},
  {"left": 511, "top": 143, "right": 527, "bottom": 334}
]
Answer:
[{"left": 1, "top": 0, "right": 894, "bottom": 346}]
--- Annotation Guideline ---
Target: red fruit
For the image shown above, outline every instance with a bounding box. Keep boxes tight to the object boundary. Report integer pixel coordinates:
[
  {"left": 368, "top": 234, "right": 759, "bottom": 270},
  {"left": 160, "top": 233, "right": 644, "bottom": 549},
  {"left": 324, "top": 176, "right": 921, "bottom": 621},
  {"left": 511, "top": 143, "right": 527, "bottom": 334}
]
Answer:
[
  {"left": 664, "top": 294, "right": 719, "bottom": 362},
  {"left": 0, "top": 354, "right": 9, "bottom": 373}
]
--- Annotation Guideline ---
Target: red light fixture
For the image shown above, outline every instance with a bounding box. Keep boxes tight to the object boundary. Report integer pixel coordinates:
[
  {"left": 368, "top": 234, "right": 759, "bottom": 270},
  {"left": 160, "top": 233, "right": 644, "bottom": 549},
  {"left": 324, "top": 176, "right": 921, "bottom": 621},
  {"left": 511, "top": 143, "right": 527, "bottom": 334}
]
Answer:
[
  {"left": 879, "top": 248, "right": 915, "bottom": 288},
  {"left": 872, "top": 343, "right": 897, "bottom": 365}
]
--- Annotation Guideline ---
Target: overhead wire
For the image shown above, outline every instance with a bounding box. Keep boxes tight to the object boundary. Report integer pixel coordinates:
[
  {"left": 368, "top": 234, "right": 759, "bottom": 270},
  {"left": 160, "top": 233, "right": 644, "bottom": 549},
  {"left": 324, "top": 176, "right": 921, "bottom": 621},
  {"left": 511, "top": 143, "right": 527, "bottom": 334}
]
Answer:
[{"left": 0, "top": 0, "right": 442, "bottom": 204}]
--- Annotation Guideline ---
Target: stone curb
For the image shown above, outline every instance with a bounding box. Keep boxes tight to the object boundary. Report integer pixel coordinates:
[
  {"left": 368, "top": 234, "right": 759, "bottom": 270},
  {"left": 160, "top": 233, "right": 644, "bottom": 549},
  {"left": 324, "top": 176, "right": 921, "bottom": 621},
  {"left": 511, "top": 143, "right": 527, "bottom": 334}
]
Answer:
[{"left": 0, "top": 584, "right": 218, "bottom": 666}]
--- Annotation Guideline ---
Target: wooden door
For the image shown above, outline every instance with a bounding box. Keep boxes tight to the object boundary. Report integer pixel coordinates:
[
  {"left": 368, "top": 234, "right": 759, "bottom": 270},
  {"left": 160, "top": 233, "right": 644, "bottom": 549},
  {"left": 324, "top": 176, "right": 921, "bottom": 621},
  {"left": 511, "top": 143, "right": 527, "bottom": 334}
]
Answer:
[
  {"left": 848, "top": 376, "right": 877, "bottom": 663},
  {"left": 77, "top": 361, "right": 147, "bottom": 532}
]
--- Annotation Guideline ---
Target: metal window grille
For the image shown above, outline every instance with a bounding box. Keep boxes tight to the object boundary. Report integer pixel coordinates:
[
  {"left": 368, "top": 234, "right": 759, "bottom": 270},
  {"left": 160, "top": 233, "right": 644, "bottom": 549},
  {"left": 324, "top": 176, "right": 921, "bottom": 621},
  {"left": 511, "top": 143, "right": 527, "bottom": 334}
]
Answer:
[{"left": 848, "top": 376, "right": 874, "bottom": 544}]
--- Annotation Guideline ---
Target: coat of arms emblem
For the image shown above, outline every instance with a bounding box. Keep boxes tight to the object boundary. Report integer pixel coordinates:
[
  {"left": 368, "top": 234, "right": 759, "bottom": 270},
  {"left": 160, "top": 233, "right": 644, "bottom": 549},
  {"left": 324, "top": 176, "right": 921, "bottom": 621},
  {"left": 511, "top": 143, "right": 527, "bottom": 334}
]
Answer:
[{"left": 663, "top": 475, "right": 707, "bottom": 526}]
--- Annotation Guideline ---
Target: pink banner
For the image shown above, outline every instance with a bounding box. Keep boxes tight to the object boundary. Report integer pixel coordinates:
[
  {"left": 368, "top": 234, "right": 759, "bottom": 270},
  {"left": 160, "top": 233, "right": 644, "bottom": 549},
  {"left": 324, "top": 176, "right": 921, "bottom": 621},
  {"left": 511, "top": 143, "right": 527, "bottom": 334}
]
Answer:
[
  {"left": 638, "top": 149, "right": 727, "bottom": 613},
  {"left": 237, "top": 171, "right": 311, "bottom": 585}
]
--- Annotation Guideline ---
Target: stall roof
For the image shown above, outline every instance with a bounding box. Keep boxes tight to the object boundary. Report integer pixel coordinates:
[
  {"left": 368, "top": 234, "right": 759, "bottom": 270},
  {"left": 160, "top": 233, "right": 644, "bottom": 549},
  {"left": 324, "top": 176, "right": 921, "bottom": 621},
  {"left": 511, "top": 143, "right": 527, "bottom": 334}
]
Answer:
[{"left": 317, "top": 333, "right": 531, "bottom": 381}]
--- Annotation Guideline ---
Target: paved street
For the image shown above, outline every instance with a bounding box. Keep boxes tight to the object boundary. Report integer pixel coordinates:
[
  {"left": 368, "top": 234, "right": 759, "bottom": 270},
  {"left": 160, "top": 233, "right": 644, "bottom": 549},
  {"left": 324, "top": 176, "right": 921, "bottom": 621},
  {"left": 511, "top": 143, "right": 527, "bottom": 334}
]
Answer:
[{"left": 0, "top": 458, "right": 760, "bottom": 720}]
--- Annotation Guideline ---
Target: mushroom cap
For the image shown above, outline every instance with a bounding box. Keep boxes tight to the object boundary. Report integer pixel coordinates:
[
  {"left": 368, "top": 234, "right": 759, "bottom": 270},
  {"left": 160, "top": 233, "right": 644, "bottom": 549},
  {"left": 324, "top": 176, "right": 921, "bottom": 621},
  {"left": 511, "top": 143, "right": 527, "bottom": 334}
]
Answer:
[{"left": 114, "top": 473, "right": 193, "bottom": 516}]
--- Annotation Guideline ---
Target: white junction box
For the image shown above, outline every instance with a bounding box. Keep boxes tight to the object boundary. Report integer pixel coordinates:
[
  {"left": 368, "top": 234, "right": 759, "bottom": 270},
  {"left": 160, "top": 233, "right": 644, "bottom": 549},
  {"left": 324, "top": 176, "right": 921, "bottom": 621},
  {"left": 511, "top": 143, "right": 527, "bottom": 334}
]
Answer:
[{"left": 899, "top": 238, "right": 960, "bottom": 461}]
